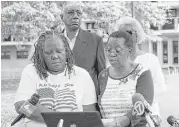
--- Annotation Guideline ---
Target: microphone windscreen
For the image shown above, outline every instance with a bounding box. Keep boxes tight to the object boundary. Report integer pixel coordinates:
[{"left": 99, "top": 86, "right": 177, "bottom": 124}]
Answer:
[
  {"left": 29, "top": 93, "right": 40, "bottom": 105},
  {"left": 167, "top": 115, "right": 177, "bottom": 126},
  {"left": 19, "top": 93, "right": 40, "bottom": 117},
  {"left": 132, "top": 93, "right": 152, "bottom": 113},
  {"left": 11, "top": 93, "right": 40, "bottom": 126}
]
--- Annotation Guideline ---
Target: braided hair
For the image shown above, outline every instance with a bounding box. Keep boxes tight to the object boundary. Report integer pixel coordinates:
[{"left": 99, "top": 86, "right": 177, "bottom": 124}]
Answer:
[{"left": 31, "top": 30, "right": 75, "bottom": 80}]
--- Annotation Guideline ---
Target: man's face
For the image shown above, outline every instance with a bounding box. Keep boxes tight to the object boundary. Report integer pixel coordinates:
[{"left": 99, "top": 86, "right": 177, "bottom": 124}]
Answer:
[{"left": 61, "top": 5, "right": 82, "bottom": 31}]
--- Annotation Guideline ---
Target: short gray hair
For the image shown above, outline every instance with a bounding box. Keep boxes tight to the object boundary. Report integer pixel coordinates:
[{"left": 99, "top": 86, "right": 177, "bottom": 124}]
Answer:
[
  {"left": 115, "top": 16, "right": 146, "bottom": 44},
  {"left": 62, "top": 2, "right": 83, "bottom": 14}
]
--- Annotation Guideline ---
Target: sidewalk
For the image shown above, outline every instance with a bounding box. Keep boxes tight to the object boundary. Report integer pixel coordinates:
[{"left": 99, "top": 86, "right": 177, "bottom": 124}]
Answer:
[{"left": 157, "top": 74, "right": 179, "bottom": 127}]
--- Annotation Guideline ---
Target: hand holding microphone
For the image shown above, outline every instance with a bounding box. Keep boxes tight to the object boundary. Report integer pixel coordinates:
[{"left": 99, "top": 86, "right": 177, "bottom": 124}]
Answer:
[
  {"left": 11, "top": 93, "right": 40, "bottom": 126},
  {"left": 131, "top": 93, "right": 161, "bottom": 127}
]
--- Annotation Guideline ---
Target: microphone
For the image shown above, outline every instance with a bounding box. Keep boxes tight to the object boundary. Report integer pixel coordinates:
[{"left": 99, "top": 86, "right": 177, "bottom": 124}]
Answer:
[
  {"left": 11, "top": 93, "right": 40, "bottom": 126},
  {"left": 132, "top": 93, "right": 152, "bottom": 115},
  {"left": 131, "top": 93, "right": 161, "bottom": 127},
  {"left": 167, "top": 115, "right": 179, "bottom": 127}
]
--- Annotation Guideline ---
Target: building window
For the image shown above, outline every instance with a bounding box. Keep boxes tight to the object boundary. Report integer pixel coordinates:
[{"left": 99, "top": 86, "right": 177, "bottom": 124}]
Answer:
[
  {"left": 173, "top": 41, "right": 178, "bottom": 64},
  {"left": 17, "top": 51, "right": 28, "bottom": 59},
  {"left": 3, "top": 35, "right": 11, "bottom": 41},
  {"left": 166, "top": 9, "right": 177, "bottom": 17},
  {"left": 162, "top": 9, "right": 177, "bottom": 30},
  {"left": 163, "top": 41, "right": 168, "bottom": 63},
  {"left": 162, "top": 19, "right": 175, "bottom": 30},
  {"left": 150, "top": 24, "right": 159, "bottom": 30},
  {"left": 152, "top": 42, "right": 157, "bottom": 56},
  {"left": 1, "top": 51, "right": 10, "bottom": 59},
  {"left": 87, "top": 23, "right": 91, "bottom": 29},
  {"left": 86, "top": 22, "right": 96, "bottom": 30}
]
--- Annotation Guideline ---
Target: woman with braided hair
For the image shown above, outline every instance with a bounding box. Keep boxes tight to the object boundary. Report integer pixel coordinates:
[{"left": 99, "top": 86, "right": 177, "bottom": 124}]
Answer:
[
  {"left": 13, "top": 30, "right": 97, "bottom": 127},
  {"left": 31, "top": 30, "right": 75, "bottom": 80}
]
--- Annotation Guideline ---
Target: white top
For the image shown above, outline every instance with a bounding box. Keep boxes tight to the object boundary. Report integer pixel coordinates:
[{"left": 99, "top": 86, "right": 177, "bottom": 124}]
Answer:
[
  {"left": 134, "top": 53, "right": 166, "bottom": 95},
  {"left": 64, "top": 29, "right": 79, "bottom": 50},
  {"left": 134, "top": 53, "right": 166, "bottom": 117},
  {"left": 15, "top": 64, "right": 97, "bottom": 112}
]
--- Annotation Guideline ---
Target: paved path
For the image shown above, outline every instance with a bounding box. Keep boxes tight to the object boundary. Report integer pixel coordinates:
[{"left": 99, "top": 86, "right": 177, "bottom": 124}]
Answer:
[{"left": 157, "top": 74, "right": 179, "bottom": 127}]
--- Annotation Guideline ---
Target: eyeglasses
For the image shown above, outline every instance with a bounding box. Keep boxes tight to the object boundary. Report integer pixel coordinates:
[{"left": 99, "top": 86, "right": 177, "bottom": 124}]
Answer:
[
  {"left": 66, "top": 10, "right": 83, "bottom": 16},
  {"left": 105, "top": 47, "right": 127, "bottom": 55}
]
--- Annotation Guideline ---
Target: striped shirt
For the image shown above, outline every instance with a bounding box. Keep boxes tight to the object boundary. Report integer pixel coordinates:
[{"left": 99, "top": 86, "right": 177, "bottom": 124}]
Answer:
[{"left": 100, "top": 65, "right": 146, "bottom": 119}]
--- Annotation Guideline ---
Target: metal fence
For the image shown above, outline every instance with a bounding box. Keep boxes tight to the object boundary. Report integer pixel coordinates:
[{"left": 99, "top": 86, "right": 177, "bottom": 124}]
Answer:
[{"left": 162, "top": 67, "right": 179, "bottom": 75}]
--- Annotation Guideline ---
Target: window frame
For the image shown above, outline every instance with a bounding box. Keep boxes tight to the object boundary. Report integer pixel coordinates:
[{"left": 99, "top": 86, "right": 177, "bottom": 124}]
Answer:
[
  {"left": 173, "top": 41, "right": 178, "bottom": 64},
  {"left": 163, "top": 41, "right": 168, "bottom": 64},
  {"left": 16, "top": 51, "right": 29, "bottom": 59},
  {"left": 152, "top": 41, "right": 158, "bottom": 56},
  {"left": 1, "top": 51, "right": 11, "bottom": 59}
]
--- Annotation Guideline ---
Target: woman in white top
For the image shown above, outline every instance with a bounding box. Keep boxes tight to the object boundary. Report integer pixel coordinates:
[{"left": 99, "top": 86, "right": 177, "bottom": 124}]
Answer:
[
  {"left": 14, "top": 30, "right": 97, "bottom": 126},
  {"left": 115, "top": 16, "right": 166, "bottom": 116}
]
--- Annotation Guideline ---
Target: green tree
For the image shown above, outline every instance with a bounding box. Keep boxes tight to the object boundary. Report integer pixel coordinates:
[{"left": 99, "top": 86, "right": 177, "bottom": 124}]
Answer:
[
  {"left": 131, "top": 1, "right": 170, "bottom": 42},
  {"left": 1, "top": 1, "right": 170, "bottom": 43},
  {"left": 1, "top": 1, "right": 62, "bottom": 41}
]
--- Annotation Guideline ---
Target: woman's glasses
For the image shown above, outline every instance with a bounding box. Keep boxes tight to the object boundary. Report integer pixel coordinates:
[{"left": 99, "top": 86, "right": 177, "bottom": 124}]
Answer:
[{"left": 105, "top": 47, "right": 127, "bottom": 55}]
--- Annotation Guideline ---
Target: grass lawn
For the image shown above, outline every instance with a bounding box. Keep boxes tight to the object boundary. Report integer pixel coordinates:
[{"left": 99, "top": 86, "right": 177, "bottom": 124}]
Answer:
[
  {"left": 1, "top": 91, "right": 18, "bottom": 127},
  {"left": 1, "top": 74, "right": 179, "bottom": 127},
  {"left": 1, "top": 79, "right": 19, "bottom": 127}
]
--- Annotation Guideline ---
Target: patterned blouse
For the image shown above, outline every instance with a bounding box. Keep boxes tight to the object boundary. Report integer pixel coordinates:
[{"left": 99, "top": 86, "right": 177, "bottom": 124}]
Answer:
[{"left": 99, "top": 64, "right": 150, "bottom": 119}]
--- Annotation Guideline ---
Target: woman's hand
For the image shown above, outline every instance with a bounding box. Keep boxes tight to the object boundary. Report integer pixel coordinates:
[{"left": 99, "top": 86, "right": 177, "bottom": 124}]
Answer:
[
  {"left": 102, "top": 116, "right": 130, "bottom": 127},
  {"left": 14, "top": 100, "right": 26, "bottom": 114},
  {"left": 102, "top": 119, "right": 117, "bottom": 127},
  {"left": 27, "top": 103, "right": 53, "bottom": 123},
  {"left": 14, "top": 100, "right": 53, "bottom": 123},
  {"left": 115, "top": 116, "right": 130, "bottom": 127}
]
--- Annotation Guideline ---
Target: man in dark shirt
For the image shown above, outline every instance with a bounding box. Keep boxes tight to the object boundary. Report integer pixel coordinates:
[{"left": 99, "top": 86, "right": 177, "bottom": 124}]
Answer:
[{"left": 60, "top": 2, "right": 106, "bottom": 95}]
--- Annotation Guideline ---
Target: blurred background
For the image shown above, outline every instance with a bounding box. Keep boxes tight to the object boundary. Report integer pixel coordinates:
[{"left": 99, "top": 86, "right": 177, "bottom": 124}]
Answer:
[{"left": 1, "top": 1, "right": 179, "bottom": 127}]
